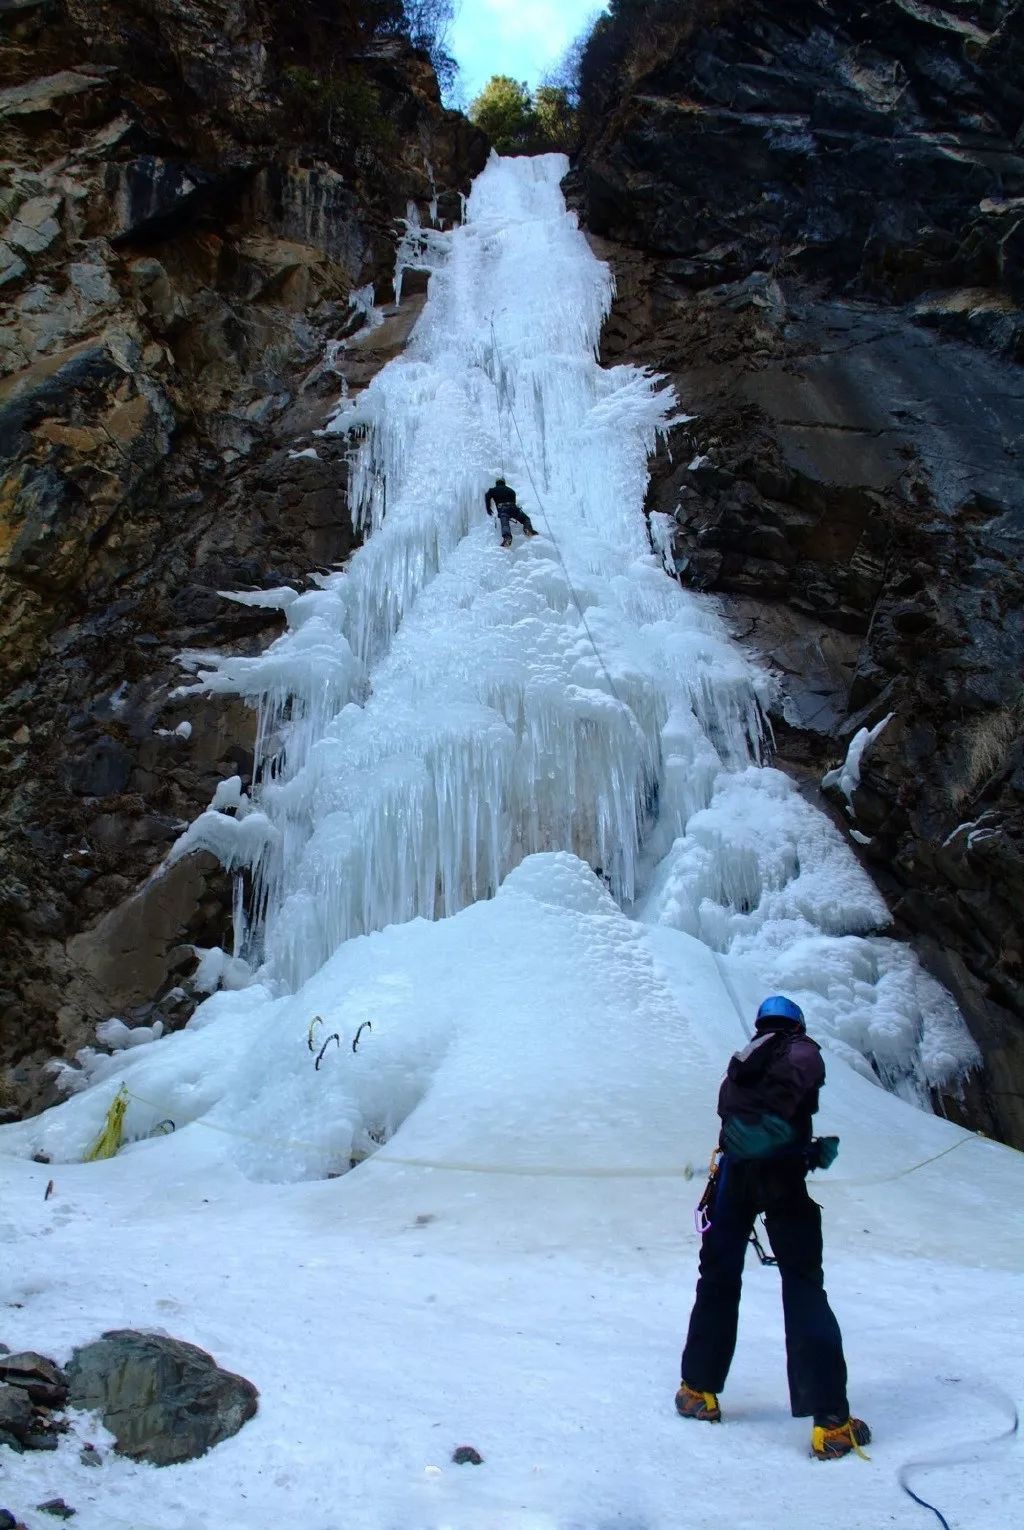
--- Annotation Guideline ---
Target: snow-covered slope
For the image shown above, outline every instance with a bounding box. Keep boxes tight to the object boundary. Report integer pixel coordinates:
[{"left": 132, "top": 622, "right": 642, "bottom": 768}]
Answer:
[
  {"left": 1, "top": 155, "right": 1021, "bottom": 1528},
  {"left": 1, "top": 874, "right": 1021, "bottom": 1528}
]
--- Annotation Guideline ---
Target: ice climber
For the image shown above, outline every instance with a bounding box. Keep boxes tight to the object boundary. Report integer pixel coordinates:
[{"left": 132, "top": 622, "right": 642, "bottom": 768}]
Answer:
[
  {"left": 676, "top": 994, "right": 871, "bottom": 1461},
  {"left": 485, "top": 476, "right": 537, "bottom": 546}
]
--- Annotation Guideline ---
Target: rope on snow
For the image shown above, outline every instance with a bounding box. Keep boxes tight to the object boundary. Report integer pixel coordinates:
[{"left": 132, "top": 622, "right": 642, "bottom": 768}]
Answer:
[{"left": 898, "top": 1386, "right": 1019, "bottom": 1530}]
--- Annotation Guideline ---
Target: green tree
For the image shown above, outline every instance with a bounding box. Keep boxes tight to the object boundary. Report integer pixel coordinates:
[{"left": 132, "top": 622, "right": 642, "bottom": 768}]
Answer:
[
  {"left": 468, "top": 75, "right": 539, "bottom": 153},
  {"left": 468, "top": 76, "right": 579, "bottom": 155},
  {"left": 534, "top": 85, "right": 575, "bottom": 148},
  {"left": 282, "top": 66, "right": 396, "bottom": 155}
]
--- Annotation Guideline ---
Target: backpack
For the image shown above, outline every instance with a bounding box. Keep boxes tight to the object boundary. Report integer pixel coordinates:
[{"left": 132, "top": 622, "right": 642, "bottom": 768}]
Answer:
[{"left": 726, "top": 1030, "right": 790, "bottom": 1087}]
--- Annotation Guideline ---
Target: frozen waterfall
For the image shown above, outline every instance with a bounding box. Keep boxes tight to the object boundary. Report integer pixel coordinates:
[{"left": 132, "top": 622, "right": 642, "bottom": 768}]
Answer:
[
  {"left": 174, "top": 155, "right": 771, "bottom": 988},
  {"left": 22, "top": 154, "right": 979, "bottom": 1173}
]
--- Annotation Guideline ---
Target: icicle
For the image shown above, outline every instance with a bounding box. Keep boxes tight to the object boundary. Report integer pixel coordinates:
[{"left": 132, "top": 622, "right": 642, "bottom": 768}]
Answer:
[
  {"left": 347, "top": 283, "right": 384, "bottom": 335},
  {"left": 425, "top": 157, "right": 439, "bottom": 226},
  {"left": 162, "top": 153, "right": 977, "bottom": 1102}
]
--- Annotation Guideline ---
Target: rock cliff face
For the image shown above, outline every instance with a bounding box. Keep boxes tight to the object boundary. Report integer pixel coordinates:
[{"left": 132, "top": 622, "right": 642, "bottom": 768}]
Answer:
[
  {"left": 571, "top": 0, "right": 1024, "bottom": 1146},
  {"left": 0, "top": 0, "right": 486, "bottom": 1117}
]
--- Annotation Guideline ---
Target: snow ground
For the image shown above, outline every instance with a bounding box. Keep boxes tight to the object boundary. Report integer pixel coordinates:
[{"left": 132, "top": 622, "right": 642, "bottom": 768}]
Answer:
[
  {"left": 2, "top": 155, "right": 1022, "bottom": 1527},
  {"left": 2, "top": 875, "right": 1022, "bottom": 1529}
]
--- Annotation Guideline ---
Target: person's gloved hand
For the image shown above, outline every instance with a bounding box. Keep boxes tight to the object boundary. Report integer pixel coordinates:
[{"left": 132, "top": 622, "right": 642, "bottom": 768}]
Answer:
[
  {"left": 809, "top": 1136, "right": 840, "bottom": 1171},
  {"left": 722, "top": 1113, "right": 797, "bottom": 1160}
]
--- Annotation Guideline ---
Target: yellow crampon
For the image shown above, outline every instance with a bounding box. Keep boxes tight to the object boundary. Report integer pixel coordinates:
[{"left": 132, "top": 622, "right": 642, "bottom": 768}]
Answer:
[
  {"left": 811, "top": 1419, "right": 871, "bottom": 1461},
  {"left": 83, "top": 1084, "right": 129, "bottom": 1162}
]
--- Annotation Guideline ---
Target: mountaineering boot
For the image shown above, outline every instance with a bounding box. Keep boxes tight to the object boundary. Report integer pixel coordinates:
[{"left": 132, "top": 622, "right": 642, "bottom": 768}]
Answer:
[
  {"left": 525, "top": 527, "right": 538, "bottom": 537},
  {"left": 501, "top": 534, "right": 512, "bottom": 547},
  {"left": 675, "top": 1382, "right": 721, "bottom": 1422},
  {"left": 811, "top": 1416, "right": 871, "bottom": 1460}
]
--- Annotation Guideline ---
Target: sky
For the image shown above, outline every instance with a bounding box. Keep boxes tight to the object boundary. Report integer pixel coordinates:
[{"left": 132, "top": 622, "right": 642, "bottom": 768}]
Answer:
[{"left": 449, "top": 0, "right": 605, "bottom": 104}]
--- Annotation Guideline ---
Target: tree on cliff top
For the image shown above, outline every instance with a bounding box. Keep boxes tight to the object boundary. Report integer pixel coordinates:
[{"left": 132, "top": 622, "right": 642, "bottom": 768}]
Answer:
[
  {"left": 397, "top": 0, "right": 459, "bottom": 96},
  {"left": 469, "top": 76, "right": 577, "bottom": 154},
  {"left": 469, "top": 76, "right": 537, "bottom": 152}
]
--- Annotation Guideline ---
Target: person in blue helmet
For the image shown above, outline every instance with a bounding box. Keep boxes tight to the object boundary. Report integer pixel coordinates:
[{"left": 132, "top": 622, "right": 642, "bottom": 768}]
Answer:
[{"left": 675, "top": 995, "right": 871, "bottom": 1460}]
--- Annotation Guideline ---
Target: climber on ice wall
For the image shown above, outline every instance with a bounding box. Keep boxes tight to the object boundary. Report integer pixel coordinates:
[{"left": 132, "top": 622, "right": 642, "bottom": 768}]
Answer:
[
  {"left": 485, "top": 477, "right": 537, "bottom": 547},
  {"left": 676, "top": 994, "right": 872, "bottom": 1461}
]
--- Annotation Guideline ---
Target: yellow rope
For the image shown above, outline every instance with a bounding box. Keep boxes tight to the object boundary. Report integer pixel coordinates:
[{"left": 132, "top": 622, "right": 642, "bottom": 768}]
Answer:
[{"left": 82, "top": 1084, "right": 129, "bottom": 1161}]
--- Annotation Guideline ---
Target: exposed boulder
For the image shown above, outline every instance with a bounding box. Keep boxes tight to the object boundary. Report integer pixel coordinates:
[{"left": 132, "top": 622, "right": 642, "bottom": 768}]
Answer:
[
  {"left": 0, "top": 1352, "right": 69, "bottom": 1409},
  {"left": 0, "top": 1358, "right": 65, "bottom": 1453},
  {"left": 66, "top": 1330, "right": 258, "bottom": 1467},
  {"left": 0, "top": 1381, "right": 35, "bottom": 1448}
]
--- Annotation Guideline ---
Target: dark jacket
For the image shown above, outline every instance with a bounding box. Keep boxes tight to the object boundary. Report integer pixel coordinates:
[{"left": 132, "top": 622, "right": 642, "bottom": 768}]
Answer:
[
  {"left": 717, "top": 1019, "right": 824, "bottom": 1147},
  {"left": 485, "top": 481, "right": 517, "bottom": 514}
]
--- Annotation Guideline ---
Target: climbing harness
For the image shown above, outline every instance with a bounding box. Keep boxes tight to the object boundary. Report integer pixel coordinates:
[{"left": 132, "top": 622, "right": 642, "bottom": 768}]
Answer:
[
  {"left": 692, "top": 1146, "right": 783, "bottom": 1266},
  {"left": 694, "top": 1147, "right": 721, "bottom": 1234},
  {"left": 748, "top": 1219, "right": 777, "bottom": 1267}
]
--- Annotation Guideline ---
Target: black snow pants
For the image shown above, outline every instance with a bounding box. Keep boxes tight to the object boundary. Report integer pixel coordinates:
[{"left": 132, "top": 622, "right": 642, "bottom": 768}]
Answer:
[
  {"left": 496, "top": 505, "right": 534, "bottom": 539},
  {"left": 680, "top": 1155, "right": 849, "bottom": 1422}
]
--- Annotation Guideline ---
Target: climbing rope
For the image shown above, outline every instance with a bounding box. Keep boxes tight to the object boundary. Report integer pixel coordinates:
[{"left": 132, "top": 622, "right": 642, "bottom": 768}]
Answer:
[
  {"left": 815, "top": 1132, "right": 979, "bottom": 1190},
  {"left": 61, "top": 1084, "right": 983, "bottom": 1188},
  {"left": 487, "top": 317, "right": 625, "bottom": 707},
  {"left": 488, "top": 318, "right": 509, "bottom": 478},
  {"left": 710, "top": 947, "right": 753, "bottom": 1043},
  {"left": 899, "top": 1388, "right": 1019, "bottom": 1529}
]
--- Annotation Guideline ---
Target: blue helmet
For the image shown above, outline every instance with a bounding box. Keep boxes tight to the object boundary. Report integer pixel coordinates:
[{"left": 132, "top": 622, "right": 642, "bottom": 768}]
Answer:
[{"left": 756, "top": 994, "right": 805, "bottom": 1028}]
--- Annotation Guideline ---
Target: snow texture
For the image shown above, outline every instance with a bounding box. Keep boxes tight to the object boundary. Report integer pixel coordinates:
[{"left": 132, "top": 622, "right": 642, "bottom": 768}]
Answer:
[
  {"left": 0, "top": 864, "right": 1020, "bottom": 1528},
  {"left": 1, "top": 154, "right": 1015, "bottom": 1530}
]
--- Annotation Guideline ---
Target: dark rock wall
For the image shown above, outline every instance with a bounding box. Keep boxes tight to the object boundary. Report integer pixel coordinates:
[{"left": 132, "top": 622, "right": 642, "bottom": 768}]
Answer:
[
  {"left": 0, "top": 0, "right": 486, "bottom": 1117},
  {"left": 571, "top": 0, "right": 1024, "bottom": 1147}
]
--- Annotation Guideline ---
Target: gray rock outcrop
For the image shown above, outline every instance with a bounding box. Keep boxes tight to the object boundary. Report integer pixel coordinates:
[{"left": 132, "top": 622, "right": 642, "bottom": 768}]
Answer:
[
  {"left": 572, "top": 0, "right": 1024, "bottom": 1145},
  {"left": 66, "top": 1330, "right": 257, "bottom": 1466},
  {"left": 0, "top": 1350, "right": 68, "bottom": 1452}
]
